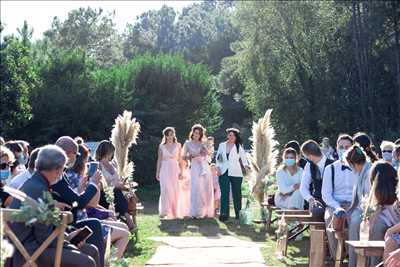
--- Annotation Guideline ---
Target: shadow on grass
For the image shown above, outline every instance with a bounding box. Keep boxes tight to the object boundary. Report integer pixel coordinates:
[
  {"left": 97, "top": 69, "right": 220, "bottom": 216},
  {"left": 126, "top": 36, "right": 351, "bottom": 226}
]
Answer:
[{"left": 159, "top": 218, "right": 230, "bottom": 237}]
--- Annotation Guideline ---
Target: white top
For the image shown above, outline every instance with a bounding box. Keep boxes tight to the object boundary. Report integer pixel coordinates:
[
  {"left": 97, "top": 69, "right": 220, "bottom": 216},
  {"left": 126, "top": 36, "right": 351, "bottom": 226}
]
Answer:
[
  {"left": 7, "top": 169, "right": 32, "bottom": 189},
  {"left": 321, "top": 160, "right": 358, "bottom": 210},
  {"left": 276, "top": 167, "right": 303, "bottom": 194},
  {"left": 300, "top": 155, "right": 327, "bottom": 201},
  {"left": 215, "top": 141, "right": 249, "bottom": 177}
]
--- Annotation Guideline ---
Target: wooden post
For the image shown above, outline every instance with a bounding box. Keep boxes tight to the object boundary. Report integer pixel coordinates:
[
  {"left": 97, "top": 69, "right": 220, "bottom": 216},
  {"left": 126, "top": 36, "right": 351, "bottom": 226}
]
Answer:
[
  {"left": 309, "top": 225, "right": 326, "bottom": 267},
  {"left": 54, "top": 214, "right": 68, "bottom": 267}
]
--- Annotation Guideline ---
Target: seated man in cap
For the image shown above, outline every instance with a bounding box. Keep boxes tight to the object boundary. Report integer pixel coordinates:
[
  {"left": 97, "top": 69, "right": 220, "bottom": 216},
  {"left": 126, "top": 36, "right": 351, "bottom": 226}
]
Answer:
[{"left": 52, "top": 136, "right": 105, "bottom": 267}]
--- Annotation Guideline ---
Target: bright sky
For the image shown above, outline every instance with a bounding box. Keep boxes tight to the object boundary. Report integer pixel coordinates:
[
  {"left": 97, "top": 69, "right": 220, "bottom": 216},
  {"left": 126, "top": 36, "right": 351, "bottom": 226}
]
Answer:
[{"left": 1, "top": 1, "right": 197, "bottom": 40}]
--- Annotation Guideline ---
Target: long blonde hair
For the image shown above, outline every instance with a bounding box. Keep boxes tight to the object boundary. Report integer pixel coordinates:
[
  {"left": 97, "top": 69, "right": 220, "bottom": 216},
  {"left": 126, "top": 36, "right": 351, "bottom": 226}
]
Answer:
[{"left": 161, "top": 127, "right": 177, "bottom": 144}]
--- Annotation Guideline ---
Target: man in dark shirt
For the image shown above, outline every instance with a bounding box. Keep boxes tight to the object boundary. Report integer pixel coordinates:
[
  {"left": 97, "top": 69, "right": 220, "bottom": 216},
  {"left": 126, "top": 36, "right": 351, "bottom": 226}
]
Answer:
[
  {"left": 52, "top": 136, "right": 105, "bottom": 267},
  {"left": 10, "top": 145, "right": 99, "bottom": 267}
]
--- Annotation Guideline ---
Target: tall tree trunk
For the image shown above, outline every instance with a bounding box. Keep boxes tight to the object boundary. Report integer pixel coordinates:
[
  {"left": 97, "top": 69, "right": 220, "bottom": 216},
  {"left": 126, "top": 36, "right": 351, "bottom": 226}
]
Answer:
[
  {"left": 352, "top": 1, "right": 368, "bottom": 129},
  {"left": 359, "top": 2, "right": 375, "bottom": 135},
  {"left": 392, "top": 2, "right": 400, "bottom": 124}
]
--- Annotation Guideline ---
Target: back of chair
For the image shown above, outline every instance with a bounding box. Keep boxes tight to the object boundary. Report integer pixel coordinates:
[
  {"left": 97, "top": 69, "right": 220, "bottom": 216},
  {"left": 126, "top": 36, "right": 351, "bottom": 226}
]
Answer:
[{"left": 1, "top": 208, "right": 73, "bottom": 267}]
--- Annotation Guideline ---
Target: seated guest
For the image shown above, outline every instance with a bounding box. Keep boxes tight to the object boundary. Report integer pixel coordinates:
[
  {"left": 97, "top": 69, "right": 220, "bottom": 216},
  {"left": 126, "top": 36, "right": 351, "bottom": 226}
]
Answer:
[
  {"left": 4, "top": 141, "right": 25, "bottom": 178},
  {"left": 284, "top": 140, "right": 307, "bottom": 168},
  {"left": 393, "top": 145, "right": 400, "bottom": 171},
  {"left": 346, "top": 145, "right": 372, "bottom": 267},
  {"left": 322, "top": 134, "right": 357, "bottom": 258},
  {"left": 52, "top": 136, "right": 105, "bottom": 267},
  {"left": 67, "top": 143, "right": 129, "bottom": 258},
  {"left": 8, "top": 148, "right": 40, "bottom": 189},
  {"left": 300, "top": 140, "right": 334, "bottom": 208},
  {"left": 384, "top": 223, "right": 400, "bottom": 267},
  {"left": 0, "top": 145, "right": 15, "bottom": 207},
  {"left": 274, "top": 148, "right": 304, "bottom": 209},
  {"left": 368, "top": 162, "right": 399, "bottom": 266},
  {"left": 321, "top": 137, "right": 335, "bottom": 160},
  {"left": 9, "top": 145, "right": 99, "bottom": 267},
  {"left": 353, "top": 132, "right": 379, "bottom": 163},
  {"left": 381, "top": 141, "right": 395, "bottom": 164},
  {"left": 16, "top": 140, "right": 30, "bottom": 166},
  {"left": 95, "top": 140, "right": 136, "bottom": 231}
]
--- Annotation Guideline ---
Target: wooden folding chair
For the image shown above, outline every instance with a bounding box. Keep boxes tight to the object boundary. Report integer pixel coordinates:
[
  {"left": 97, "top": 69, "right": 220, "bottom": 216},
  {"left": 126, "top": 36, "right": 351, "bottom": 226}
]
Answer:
[{"left": 1, "top": 208, "right": 73, "bottom": 267}]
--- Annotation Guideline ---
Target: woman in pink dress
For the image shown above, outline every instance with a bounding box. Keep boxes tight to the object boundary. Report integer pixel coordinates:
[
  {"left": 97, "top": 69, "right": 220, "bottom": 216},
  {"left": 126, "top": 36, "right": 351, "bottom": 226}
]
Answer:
[
  {"left": 156, "top": 127, "right": 182, "bottom": 219},
  {"left": 182, "top": 124, "right": 214, "bottom": 218}
]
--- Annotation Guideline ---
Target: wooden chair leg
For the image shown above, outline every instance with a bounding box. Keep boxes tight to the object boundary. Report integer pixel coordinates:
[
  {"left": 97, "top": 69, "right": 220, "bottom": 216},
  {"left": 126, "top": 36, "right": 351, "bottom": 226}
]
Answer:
[
  {"left": 309, "top": 229, "right": 326, "bottom": 267},
  {"left": 54, "top": 214, "right": 68, "bottom": 267},
  {"left": 265, "top": 207, "right": 272, "bottom": 231},
  {"left": 4, "top": 224, "right": 37, "bottom": 267}
]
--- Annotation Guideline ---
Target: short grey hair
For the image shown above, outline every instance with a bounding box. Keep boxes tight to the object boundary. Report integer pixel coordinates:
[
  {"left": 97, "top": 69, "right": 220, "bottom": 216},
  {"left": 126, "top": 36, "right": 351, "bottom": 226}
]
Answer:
[{"left": 36, "top": 145, "right": 67, "bottom": 171}]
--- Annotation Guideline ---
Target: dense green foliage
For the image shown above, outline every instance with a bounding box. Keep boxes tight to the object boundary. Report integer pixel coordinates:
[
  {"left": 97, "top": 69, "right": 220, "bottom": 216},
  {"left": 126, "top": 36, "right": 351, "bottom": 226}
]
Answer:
[
  {"left": 221, "top": 1, "right": 400, "bottom": 144},
  {"left": 1, "top": 1, "right": 399, "bottom": 183}
]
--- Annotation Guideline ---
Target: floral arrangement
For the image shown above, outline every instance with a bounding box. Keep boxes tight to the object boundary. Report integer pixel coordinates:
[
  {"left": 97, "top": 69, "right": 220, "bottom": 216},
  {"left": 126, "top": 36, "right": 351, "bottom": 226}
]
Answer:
[
  {"left": 103, "top": 185, "right": 115, "bottom": 205},
  {"left": 110, "top": 110, "right": 141, "bottom": 184},
  {"left": 11, "top": 191, "right": 61, "bottom": 226}
]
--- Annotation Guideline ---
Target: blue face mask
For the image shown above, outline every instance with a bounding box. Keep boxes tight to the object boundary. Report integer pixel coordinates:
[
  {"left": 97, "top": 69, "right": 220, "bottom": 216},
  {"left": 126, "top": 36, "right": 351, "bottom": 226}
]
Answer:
[
  {"left": 382, "top": 152, "right": 393, "bottom": 162},
  {"left": 338, "top": 149, "right": 346, "bottom": 161},
  {"left": 0, "top": 169, "right": 11, "bottom": 181},
  {"left": 285, "top": 158, "right": 296, "bottom": 167},
  {"left": 19, "top": 154, "right": 28, "bottom": 165}
]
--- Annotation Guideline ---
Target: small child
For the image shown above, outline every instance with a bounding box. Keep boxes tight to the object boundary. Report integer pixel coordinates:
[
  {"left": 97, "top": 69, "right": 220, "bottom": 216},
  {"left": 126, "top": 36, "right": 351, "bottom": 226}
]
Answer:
[
  {"left": 199, "top": 143, "right": 210, "bottom": 176},
  {"left": 210, "top": 163, "right": 221, "bottom": 216},
  {"left": 206, "top": 137, "right": 215, "bottom": 163}
]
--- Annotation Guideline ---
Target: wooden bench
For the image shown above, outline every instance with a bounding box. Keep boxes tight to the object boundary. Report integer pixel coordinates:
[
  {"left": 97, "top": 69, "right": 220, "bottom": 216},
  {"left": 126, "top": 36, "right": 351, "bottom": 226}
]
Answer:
[
  {"left": 275, "top": 213, "right": 322, "bottom": 257},
  {"left": 1, "top": 208, "right": 73, "bottom": 267},
  {"left": 346, "top": 240, "right": 385, "bottom": 267}
]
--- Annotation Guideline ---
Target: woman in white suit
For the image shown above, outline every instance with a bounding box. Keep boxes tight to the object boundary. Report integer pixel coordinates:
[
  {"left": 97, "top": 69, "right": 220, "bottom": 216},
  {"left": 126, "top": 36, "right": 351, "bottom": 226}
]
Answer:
[{"left": 215, "top": 128, "right": 250, "bottom": 221}]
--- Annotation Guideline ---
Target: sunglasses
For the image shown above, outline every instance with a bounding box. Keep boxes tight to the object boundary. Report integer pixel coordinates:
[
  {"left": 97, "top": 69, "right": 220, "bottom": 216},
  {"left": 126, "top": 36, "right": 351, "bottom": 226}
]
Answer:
[
  {"left": 0, "top": 162, "right": 13, "bottom": 170},
  {"left": 382, "top": 150, "right": 393, "bottom": 153}
]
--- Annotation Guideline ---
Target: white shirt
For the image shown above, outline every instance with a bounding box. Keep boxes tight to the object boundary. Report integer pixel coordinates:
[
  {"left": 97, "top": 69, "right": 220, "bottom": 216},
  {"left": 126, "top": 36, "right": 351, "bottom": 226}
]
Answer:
[
  {"left": 300, "top": 156, "right": 327, "bottom": 201},
  {"left": 7, "top": 169, "right": 32, "bottom": 189},
  {"left": 321, "top": 160, "right": 358, "bottom": 210},
  {"left": 276, "top": 167, "right": 303, "bottom": 194},
  {"left": 215, "top": 142, "right": 249, "bottom": 177}
]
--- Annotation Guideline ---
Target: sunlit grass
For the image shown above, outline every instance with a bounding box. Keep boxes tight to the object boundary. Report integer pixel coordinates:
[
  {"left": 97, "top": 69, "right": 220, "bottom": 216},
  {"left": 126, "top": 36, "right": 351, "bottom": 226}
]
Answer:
[{"left": 117, "top": 185, "right": 310, "bottom": 266}]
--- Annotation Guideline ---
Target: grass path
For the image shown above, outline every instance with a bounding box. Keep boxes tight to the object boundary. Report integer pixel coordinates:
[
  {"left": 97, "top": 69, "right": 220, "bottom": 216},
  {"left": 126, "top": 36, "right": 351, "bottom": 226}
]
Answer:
[{"left": 120, "top": 186, "right": 310, "bottom": 267}]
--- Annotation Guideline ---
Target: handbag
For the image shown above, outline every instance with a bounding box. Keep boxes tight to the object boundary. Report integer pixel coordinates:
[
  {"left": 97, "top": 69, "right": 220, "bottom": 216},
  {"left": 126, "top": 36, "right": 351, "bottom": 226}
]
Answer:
[
  {"left": 310, "top": 200, "right": 325, "bottom": 222},
  {"left": 239, "top": 198, "right": 253, "bottom": 225},
  {"left": 239, "top": 158, "right": 248, "bottom": 176},
  {"left": 127, "top": 191, "right": 140, "bottom": 215}
]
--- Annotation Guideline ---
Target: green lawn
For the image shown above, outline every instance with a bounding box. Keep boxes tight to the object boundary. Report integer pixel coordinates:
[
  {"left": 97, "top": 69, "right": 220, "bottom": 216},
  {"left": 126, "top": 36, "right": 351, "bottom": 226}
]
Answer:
[{"left": 116, "top": 185, "right": 311, "bottom": 267}]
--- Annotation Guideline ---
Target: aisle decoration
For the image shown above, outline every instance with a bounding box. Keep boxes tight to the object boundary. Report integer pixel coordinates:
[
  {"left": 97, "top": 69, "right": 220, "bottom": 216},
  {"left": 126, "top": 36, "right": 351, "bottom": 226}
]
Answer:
[
  {"left": 110, "top": 110, "right": 141, "bottom": 215},
  {"left": 249, "top": 109, "right": 279, "bottom": 205},
  {"left": 110, "top": 110, "right": 141, "bottom": 184}
]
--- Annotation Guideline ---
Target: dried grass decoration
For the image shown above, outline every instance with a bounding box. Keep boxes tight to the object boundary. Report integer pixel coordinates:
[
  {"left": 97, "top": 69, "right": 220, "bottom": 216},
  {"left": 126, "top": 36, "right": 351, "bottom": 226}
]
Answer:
[
  {"left": 249, "top": 109, "right": 279, "bottom": 205},
  {"left": 110, "top": 110, "right": 141, "bottom": 185},
  {"left": 110, "top": 111, "right": 141, "bottom": 214}
]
